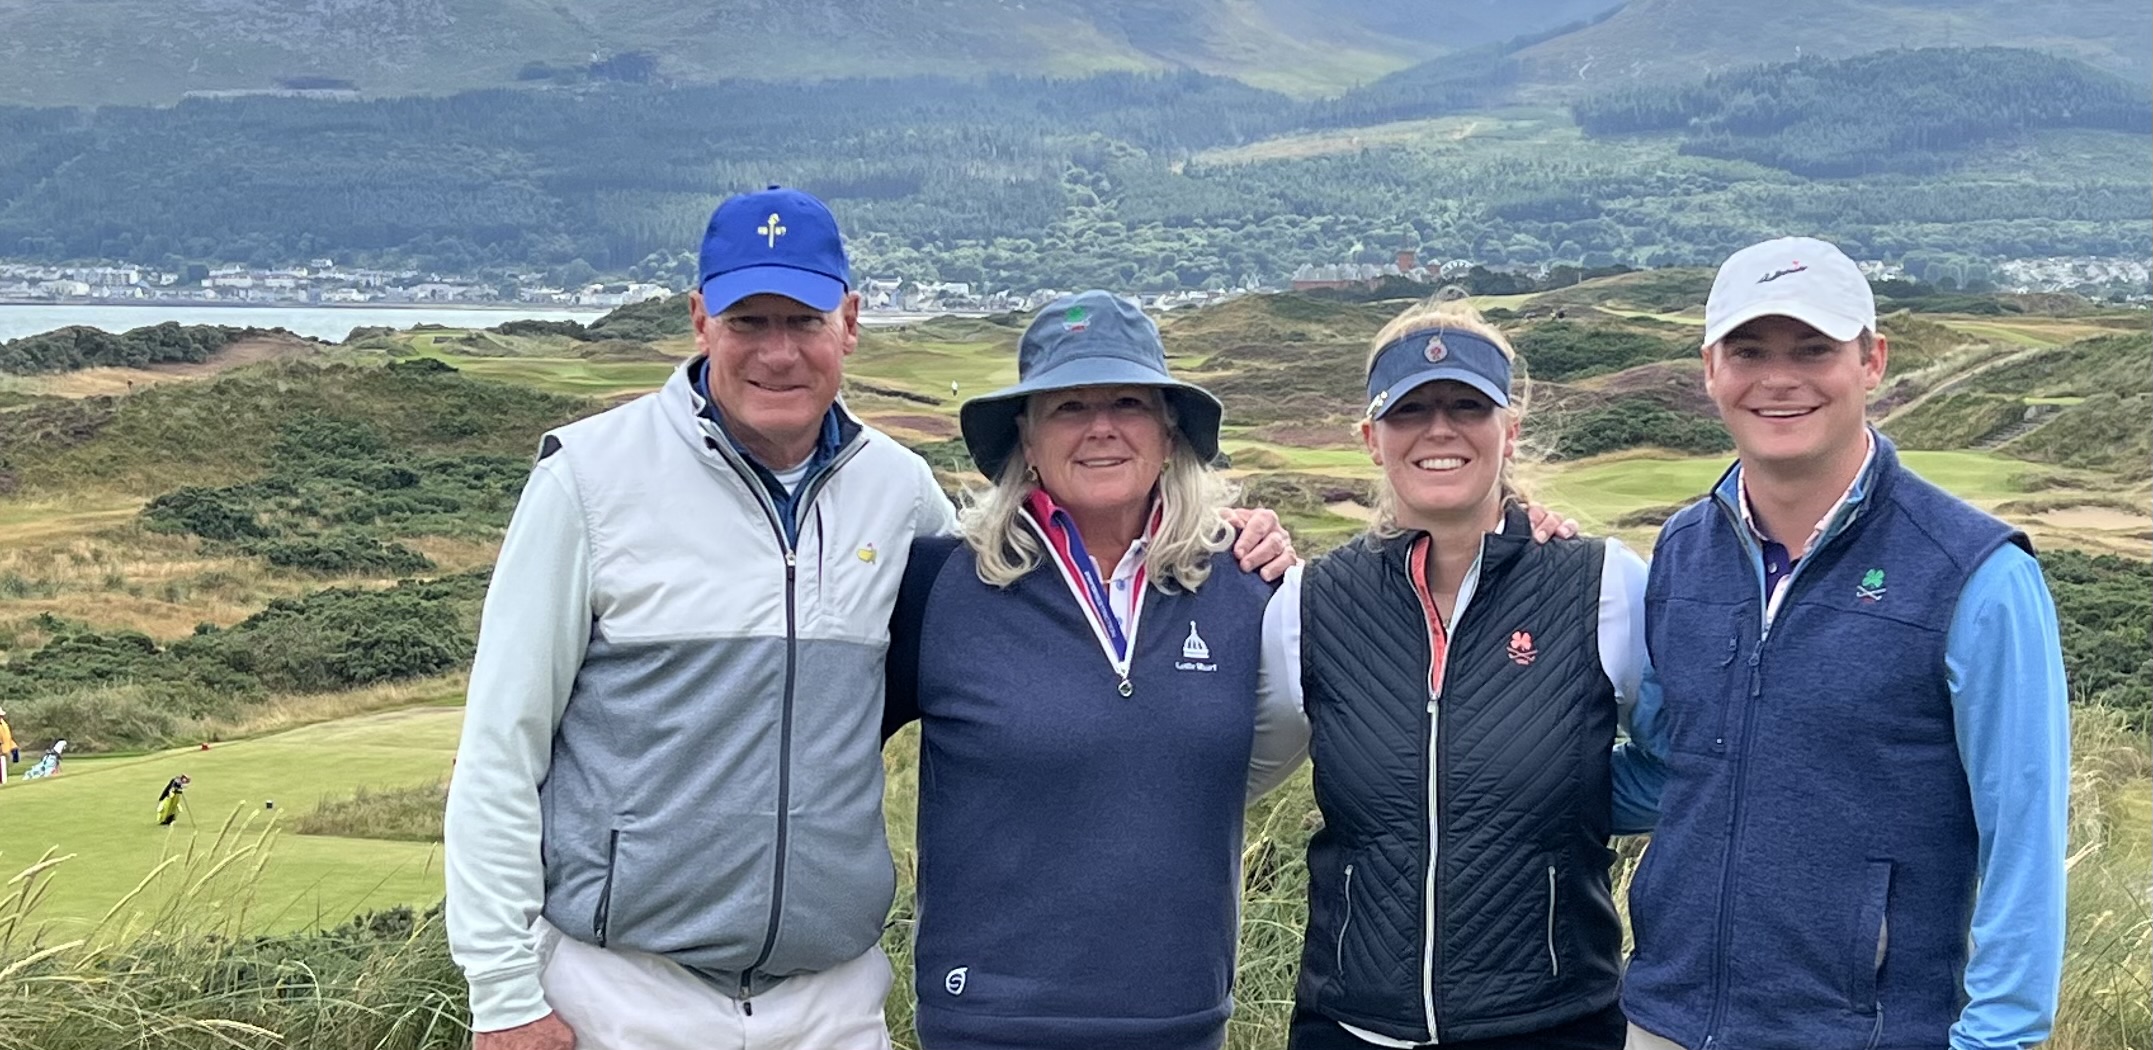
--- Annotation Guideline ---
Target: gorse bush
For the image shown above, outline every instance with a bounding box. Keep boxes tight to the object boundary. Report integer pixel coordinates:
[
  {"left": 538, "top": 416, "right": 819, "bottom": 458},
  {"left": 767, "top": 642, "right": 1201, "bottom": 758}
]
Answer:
[
  {"left": 2041, "top": 549, "right": 2153, "bottom": 720},
  {"left": 140, "top": 413, "right": 535, "bottom": 572},
  {"left": 256, "top": 532, "right": 436, "bottom": 575},
  {"left": 0, "top": 322, "right": 285, "bottom": 375},
  {"left": 0, "top": 574, "right": 487, "bottom": 751},
  {"left": 1548, "top": 405, "right": 1734, "bottom": 460},
  {"left": 1513, "top": 321, "right": 1691, "bottom": 382}
]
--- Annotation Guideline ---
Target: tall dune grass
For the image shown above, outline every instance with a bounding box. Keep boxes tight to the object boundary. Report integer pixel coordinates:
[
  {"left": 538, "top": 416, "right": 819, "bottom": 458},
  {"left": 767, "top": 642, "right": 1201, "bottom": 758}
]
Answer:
[
  {"left": 0, "top": 807, "right": 465, "bottom": 1050},
  {"left": 0, "top": 715, "right": 2143, "bottom": 1049}
]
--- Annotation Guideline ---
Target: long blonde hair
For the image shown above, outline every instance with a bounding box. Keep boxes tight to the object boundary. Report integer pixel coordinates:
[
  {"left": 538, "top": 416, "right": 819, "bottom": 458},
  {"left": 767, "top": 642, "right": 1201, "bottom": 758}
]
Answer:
[
  {"left": 959, "top": 395, "right": 1236, "bottom": 591},
  {"left": 1361, "top": 298, "right": 1541, "bottom": 537}
]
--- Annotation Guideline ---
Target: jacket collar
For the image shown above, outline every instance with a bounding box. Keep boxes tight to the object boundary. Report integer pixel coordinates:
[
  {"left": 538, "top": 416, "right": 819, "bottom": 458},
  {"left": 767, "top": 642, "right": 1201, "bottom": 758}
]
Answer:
[
  {"left": 1372, "top": 500, "right": 1535, "bottom": 578},
  {"left": 1710, "top": 426, "right": 1897, "bottom": 555},
  {"left": 663, "top": 355, "right": 863, "bottom": 467}
]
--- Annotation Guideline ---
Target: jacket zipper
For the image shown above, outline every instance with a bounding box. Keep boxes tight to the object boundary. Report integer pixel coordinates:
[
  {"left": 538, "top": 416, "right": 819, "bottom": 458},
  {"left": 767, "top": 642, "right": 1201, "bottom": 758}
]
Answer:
[
  {"left": 1409, "top": 536, "right": 1463, "bottom": 1044},
  {"left": 593, "top": 829, "right": 620, "bottom": 947},
  {"left": 1700, "top": 495, "right": 1830, "bottom": 1046},
  {"left": 703, "top": 428, "right": 865, "bottom": 1009},
  {"left": 1336, "top": 863, "right": 1356, "bottom": 972},
  {"left": 1545, "top": 865, "right": 1560, "bottom": 977}
]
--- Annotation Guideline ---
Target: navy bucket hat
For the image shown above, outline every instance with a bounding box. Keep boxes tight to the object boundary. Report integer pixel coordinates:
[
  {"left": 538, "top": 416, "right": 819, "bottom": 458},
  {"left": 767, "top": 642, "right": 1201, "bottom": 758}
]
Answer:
[{"left": 959, "top": 290, "right": 1223, "bottom": 479}]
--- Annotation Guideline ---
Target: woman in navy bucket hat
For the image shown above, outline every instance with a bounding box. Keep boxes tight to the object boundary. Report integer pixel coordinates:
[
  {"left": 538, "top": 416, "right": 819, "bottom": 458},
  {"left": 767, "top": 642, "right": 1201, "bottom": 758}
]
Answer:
[
  {"left": 1267, "top": 298, "right": 1660, "bottom": 1050},
  {"left": 882, "top": 290, "right": 1308, "bottom": 1050}
]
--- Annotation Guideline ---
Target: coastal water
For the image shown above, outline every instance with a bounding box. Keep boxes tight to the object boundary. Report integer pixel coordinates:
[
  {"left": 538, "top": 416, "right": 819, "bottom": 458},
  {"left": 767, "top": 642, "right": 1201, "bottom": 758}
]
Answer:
[
  {"left": 0, "top": 303, "right": 611, "bottom": 343},
  {"left": 0, "top": 304, "right": 964, "bottom": 343}
]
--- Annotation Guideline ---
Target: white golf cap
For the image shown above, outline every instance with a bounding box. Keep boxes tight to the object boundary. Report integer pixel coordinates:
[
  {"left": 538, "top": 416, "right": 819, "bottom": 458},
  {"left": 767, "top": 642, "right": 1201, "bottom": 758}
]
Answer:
[{"left": 1703, "top": 236, "right": 1876, "bottom": 348}]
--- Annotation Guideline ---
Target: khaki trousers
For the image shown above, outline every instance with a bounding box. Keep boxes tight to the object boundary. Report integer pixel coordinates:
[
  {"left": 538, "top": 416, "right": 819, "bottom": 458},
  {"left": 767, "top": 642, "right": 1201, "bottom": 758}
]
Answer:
[
  {"left": 1624, "top": 1024, "right": 1689, "bottom": 1050},
  {"left": 537, "top": 920, "right": 893, "bottom": 1050}
]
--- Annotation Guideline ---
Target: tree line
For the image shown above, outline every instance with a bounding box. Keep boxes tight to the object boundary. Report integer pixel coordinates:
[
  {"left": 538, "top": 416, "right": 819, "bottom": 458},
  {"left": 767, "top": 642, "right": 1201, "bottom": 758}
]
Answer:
[
  {"left": 0, "top": 48, "right": 2143, "bottom": 291},
  {"left": 1572, "top": 47, "right": 2153, "bottom": 177}
]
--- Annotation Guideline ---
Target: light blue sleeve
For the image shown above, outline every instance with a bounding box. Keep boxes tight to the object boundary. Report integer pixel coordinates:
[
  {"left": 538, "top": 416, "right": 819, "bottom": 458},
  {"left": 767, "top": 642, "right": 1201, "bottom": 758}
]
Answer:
[
  {"left": 1601, "top": 538, "right": 1664, "bottom": 835},
  {"left": 1945, "top": 544, "right": 2069, "bottom": 1050},
  {"left": 1611, "top": 662, "right": 1668, "bottom": 836}
]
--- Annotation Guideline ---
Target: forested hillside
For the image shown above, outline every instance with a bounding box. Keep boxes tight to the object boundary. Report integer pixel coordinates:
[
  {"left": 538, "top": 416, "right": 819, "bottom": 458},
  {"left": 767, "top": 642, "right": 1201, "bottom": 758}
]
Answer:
[
  {"left": 0, "top": 0, "right": 1621, "bottom": 107},
  {"left": 1514, "top": 0, "right": 2151, "bottom": 86},
  {"left": 1573, "top": 47, "right": 2153, "bottom": 176},
  {"left": 0, "top": 48, "right": 2143, "bottom": 292}
]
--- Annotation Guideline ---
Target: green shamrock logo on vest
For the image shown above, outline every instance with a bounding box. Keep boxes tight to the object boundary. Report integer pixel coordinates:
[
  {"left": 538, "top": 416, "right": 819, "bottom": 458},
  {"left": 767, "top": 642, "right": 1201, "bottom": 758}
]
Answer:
[{"left": 1856, "top": 568, "right": 1886, "bottom": 604}]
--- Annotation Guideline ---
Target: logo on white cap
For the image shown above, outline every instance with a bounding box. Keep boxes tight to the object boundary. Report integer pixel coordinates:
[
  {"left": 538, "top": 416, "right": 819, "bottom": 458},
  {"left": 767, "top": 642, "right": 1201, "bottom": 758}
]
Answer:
[{"left": 1704, "top": 236, "right": 1875, "bottom": 348}]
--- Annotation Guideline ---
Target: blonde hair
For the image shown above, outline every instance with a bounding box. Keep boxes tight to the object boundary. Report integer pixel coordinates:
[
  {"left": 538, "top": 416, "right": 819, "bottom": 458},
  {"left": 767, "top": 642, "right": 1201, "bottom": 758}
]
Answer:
[
  {"left": 959, "top": 395, "right": 1236, "bottom": 592},
  {"left": 1361, "top": 298, "right": 1541, "bottom": 537}
]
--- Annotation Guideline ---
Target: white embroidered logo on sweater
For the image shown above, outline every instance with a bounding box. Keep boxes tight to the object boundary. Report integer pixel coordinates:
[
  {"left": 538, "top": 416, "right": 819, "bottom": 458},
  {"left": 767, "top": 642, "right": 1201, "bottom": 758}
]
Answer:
[
  {"left": 1177, "top": 621, "right": 1218, "bottom": 672},
  {"left": 1182, "top": 621, "right": 1210, "bottom": 659}
]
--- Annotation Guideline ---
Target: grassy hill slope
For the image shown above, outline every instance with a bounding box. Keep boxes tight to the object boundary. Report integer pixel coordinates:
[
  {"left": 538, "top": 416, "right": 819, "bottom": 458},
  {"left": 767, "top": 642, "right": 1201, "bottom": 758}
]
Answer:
[
  {"left": 1513, "top": 0, "right": 2153, "bottom": 89},
  {"left": 0, "top": 0, "right": 1614, "bottom": 107}
]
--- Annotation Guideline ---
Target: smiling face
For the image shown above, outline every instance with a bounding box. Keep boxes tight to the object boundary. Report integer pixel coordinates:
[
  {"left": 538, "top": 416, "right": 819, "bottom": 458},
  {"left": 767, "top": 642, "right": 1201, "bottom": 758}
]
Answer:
[
  {"left": 692, "top": 290, "right": 860, "bottom": 466},
  {"left": 1705, "top": 314, "right": 1886, "bottom": 478},
  {"left": 1362, "top": 379, "right": 1517, "bottom": 530},
  {"left": 1020, "top": 384, "right": 1173, "bottom": 522}
]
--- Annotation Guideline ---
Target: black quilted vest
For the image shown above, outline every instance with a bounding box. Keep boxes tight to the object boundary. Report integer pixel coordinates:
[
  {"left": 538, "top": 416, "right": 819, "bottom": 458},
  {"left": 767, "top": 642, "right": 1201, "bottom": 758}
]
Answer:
[{"left": 1295, "top": 507, "right": 1622, "bottom": 1043}]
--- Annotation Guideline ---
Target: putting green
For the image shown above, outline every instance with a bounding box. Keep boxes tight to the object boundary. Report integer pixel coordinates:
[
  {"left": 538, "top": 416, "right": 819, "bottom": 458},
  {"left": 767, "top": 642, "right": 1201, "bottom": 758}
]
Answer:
[{"left": 1, "top": 707, "right": 460, "bottom": 934}]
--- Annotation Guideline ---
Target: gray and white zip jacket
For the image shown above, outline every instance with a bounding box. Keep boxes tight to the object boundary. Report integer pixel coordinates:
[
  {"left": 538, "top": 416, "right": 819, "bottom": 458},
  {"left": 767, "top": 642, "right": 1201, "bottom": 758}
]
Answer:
[{"left": 444, "top": 360, "right": 956, "bottom": 1031}]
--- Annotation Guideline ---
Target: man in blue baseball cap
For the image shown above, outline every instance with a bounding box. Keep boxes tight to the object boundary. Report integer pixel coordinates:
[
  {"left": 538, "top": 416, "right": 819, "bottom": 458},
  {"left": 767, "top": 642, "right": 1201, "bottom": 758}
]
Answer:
[
  {"left": 445, "top": 186, "right": 952, "bottom": 1050},
  {"left": 448, "top": 188, "right": 1304, "bottom": 1050}
]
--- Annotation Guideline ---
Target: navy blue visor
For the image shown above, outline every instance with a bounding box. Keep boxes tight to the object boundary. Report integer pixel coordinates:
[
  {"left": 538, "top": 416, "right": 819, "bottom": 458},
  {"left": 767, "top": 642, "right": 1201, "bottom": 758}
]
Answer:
[{"left": 1365, "top": 328, "right": 1512, "bottom": 419}]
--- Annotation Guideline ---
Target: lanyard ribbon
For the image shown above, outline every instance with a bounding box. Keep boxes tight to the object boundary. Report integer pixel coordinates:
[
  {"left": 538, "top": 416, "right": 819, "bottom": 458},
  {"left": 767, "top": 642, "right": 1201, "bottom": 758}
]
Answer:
[{"left": 1051, "top": 507, "right": 1131, "bottom": 661}]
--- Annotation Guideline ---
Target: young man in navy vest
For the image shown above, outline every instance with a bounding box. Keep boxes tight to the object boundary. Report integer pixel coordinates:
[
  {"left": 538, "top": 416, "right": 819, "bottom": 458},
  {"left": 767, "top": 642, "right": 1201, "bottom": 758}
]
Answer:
[{"left": 1613, "top": 237, "right": 2070, "bottom": 1050}]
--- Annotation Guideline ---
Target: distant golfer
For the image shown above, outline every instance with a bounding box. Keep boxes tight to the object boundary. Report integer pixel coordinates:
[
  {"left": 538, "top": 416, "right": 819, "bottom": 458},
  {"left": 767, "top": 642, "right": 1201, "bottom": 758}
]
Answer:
[
  {"left": 22, "top": 739, "right": 65, "bottom": 780},
  {"left": 156, "top": 774, "right": 191, "bottom": 826},
  {"left": 0, "top": 708, "right": 15, "bottom": 786}
]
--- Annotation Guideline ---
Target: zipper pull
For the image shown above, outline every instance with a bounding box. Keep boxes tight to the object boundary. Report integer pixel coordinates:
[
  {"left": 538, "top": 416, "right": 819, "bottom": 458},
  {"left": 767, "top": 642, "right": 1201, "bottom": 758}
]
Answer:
[
  {"left": 1117, "top": 676, "right": 1133, "bottom": 698},
  {"left": 785, "top": 550, "right": 796, "bottom": 582}
]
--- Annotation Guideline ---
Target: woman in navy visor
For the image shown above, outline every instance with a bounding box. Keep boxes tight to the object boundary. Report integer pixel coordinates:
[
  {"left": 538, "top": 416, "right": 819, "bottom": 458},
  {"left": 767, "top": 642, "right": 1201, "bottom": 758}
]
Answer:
[{"left": 1263, "top": 298, "right": 1660, "bottom": 1050}]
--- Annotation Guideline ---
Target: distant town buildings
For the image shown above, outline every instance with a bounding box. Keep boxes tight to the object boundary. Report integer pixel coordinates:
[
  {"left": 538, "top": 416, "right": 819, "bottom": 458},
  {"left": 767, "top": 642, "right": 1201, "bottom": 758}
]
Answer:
[
  {"left": 0, "top": 262, "right": 672, "bottom": 309},
  {"left": 0, "top": 251, "right": 2142, "bottom": 314},
  {"left": 1289, "top": 250, "right": 1484, "bottom": 292}
]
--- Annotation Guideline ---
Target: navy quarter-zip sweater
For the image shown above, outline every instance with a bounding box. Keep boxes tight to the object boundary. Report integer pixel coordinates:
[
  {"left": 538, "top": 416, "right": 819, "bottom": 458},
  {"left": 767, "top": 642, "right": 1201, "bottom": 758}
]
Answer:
[
  {"left": 1625, "top": 437, "right": 2030, "bottom": 1050},
  {"left": 885, "top": 537, "right": 1275, "bottom": 1050}
]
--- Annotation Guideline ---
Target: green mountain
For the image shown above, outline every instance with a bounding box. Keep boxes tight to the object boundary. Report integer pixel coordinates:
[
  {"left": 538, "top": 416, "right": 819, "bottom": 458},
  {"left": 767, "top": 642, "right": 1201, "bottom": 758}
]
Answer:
[
  {"left": 1513, "top": 0, "right": 2152, "bottom": 89},
  {"left": 0, "top": 0, "right": 1615, "bottom": 107},
  {"left": 10, "top": 0, "right": 2145, "bottom": 108}
]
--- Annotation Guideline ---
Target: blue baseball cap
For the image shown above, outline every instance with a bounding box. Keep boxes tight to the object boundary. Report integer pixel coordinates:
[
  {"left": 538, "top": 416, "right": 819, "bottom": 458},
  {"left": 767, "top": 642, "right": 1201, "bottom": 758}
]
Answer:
[
  {"left": 697, "top": 186, "right": 850, "bottom": 313},
  {"left": 1365, "top": 328, "right": 1513, "bottom": 419},
  {"left": 959, "top": 290, "right": 1223, "bottom": 479}
]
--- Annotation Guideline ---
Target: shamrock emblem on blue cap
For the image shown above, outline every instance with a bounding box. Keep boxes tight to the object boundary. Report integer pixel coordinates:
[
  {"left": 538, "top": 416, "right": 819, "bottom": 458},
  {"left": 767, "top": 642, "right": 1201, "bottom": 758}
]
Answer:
[{"left": 1063, "top": 306, "right": 1090, "bottom": 333}]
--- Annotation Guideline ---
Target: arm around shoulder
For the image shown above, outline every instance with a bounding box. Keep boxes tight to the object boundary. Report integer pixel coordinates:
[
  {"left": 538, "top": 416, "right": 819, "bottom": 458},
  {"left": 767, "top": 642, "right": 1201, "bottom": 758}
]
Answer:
[
  {"left": 1248, "top": 566, "right": 1310, "bottom": 801},
  {"left": 446, "top": 459, "right": 593, "bottom": 1032}
]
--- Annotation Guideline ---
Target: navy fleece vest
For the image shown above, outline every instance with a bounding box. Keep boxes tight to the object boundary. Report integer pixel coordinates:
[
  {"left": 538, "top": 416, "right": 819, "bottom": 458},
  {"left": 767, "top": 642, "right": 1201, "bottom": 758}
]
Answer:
[
  {"left": 1625, "top": 439, "right": 2027, "bottom": 1050},
  {"left": 900, "top": 540, "right": 1273, "bottom": 1050},
  {"left": 1296, "top": 508, "right": 1621, "bottom": 1044}
]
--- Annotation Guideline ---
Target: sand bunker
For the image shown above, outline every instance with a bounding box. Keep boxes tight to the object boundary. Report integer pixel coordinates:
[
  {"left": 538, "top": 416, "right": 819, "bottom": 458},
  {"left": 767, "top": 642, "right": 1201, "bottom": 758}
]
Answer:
[{"left": 2036, "top": 507, "right": 2150, "bottom": 532}]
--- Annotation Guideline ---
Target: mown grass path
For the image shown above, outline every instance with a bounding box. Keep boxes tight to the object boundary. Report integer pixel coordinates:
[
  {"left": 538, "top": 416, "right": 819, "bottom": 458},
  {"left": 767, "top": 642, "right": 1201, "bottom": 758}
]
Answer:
[{"left": 1, "top": 706, "right": 459, "bottom": 933}]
